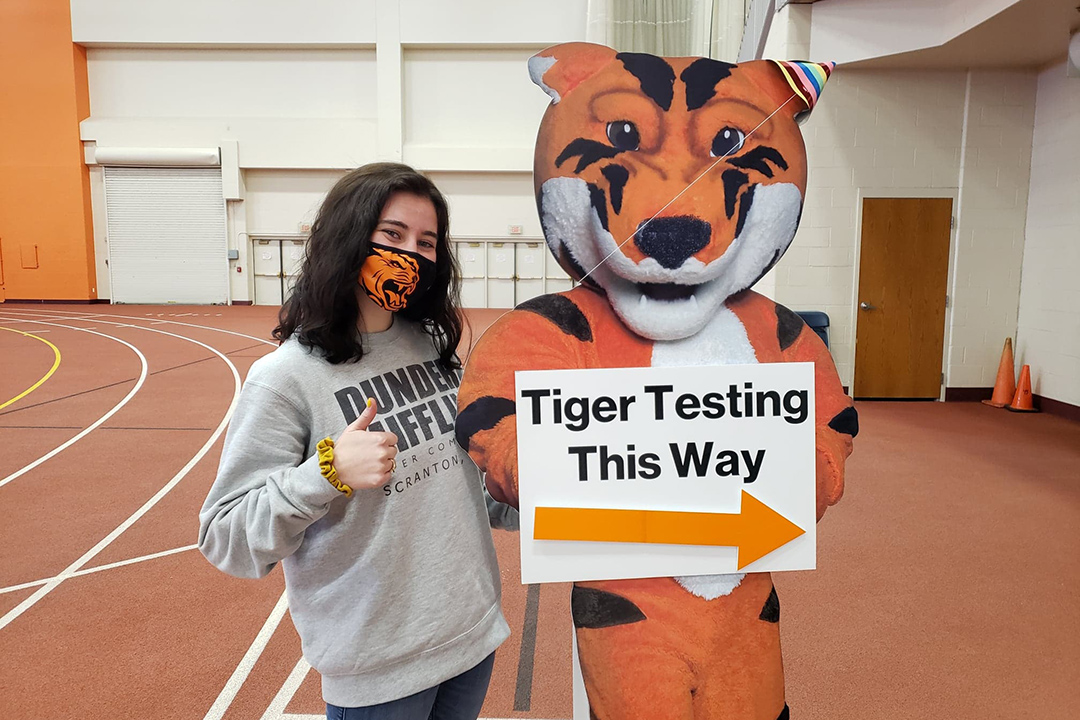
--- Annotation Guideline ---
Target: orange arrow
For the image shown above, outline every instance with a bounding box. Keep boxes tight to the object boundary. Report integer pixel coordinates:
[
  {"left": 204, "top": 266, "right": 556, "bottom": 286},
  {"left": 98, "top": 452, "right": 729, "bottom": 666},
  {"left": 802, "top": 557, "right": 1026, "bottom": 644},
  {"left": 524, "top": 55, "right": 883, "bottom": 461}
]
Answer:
[{"left": 533, "top": 491, "right": 805, "bottom": 569}]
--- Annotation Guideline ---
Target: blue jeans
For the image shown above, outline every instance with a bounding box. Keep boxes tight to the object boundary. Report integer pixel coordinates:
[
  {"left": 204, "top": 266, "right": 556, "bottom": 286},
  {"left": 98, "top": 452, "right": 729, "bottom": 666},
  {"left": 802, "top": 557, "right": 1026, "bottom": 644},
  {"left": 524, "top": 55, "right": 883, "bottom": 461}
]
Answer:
[{"left": 325, "top": 653, "right": 495, "bottom": 720}]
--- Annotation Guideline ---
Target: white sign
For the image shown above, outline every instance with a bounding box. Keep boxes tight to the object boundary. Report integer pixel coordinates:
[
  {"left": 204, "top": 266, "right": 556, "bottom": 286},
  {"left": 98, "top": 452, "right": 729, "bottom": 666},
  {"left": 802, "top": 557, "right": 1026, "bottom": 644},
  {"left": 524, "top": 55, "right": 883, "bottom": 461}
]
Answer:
[{"left": 515, "top": 363, "right": 816, "bottom": 584}]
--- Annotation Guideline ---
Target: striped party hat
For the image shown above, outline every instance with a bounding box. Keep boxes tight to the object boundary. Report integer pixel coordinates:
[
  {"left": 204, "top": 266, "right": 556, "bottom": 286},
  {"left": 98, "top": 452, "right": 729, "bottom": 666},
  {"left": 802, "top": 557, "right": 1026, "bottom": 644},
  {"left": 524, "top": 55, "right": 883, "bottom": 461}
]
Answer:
[{"left": 769, "top": 60, "right": 835, "bottom": 114}]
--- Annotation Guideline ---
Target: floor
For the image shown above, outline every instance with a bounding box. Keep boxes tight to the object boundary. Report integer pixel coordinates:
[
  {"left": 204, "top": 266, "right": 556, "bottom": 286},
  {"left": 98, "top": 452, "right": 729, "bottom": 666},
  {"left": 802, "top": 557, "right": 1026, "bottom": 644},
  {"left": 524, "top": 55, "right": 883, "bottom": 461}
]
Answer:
[{"left": 1, "top": 304, "right": 1077, "bottom": 719}]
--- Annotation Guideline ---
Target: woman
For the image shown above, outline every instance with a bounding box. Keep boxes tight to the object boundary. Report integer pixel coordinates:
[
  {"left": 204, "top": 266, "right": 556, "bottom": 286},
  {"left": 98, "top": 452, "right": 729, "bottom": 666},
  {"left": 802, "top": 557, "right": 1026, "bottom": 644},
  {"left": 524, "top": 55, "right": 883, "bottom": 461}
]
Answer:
[{"left": 198, "top": 163, "right": 510, "bottom": 719}]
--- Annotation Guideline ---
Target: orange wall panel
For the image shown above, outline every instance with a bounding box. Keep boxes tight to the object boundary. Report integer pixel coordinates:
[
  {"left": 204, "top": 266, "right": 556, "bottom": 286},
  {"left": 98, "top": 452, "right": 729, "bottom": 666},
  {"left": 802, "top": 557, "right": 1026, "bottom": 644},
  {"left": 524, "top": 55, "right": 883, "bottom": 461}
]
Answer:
[{"left": 0, "top": 0, "right": 97, "bottom": 301}]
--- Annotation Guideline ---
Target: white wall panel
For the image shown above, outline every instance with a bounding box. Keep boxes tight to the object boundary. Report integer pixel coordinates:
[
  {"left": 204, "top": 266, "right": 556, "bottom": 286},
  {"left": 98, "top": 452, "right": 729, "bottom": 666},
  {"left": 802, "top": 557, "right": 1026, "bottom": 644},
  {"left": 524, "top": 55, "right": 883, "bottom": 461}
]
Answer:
[
  {"left": 487, "top": 278, "right": 516, "bottom": 308},
  {"left": 75, "top": 0, "right": 594, "bottom": 308},
  {"left": 71, "top": 0, "right": 377, "bottom": 45},
  {"left": 460, "top": 278, "right": 487, "bottom": 307},
  {"left": 81, "top": 118, "right": 377, "bottom": 170},
  {"left": 253, "top": 239, "right": 285, "bottom": 305},
  {"left": 403, "top": 48, "right": 550, "bottom": 148},
  {"left": 244, "top": 170, "right": 346, "bottom": 234},
  {"left": 87, "top": 48, "right": 377, "bottom": 119},
  {"left": 1016, "top": 62, "right": 1080, "bottom": 407},
  {"left": 516, "top": 242, "right": 545, "bottom": 279},
  {"left": 761, "top": 4, "right": 812, "bottom": 62},
  {"left": 809, "top": 0, "right": 1017, "bottom": 65},
  {"left": 404, "top": 145, "right": 534, "bottom": 172},
  {"left": 456, "top": 242, "right": 487, "bottom": 278},
  {"left": 400, "top": 0, "right": 586, "bottom": 44},
  {"left": 948, "top": 70, "right": 1036, "bottom": 389},
  {"left": 427, "top": 173, "right": 542, "bottom": 238},
  {"left": 515, "top": 278, "right": 545, "bottom": 304},
  {"left": 487, "top": 243, "right": 516, "bottom": 278}
]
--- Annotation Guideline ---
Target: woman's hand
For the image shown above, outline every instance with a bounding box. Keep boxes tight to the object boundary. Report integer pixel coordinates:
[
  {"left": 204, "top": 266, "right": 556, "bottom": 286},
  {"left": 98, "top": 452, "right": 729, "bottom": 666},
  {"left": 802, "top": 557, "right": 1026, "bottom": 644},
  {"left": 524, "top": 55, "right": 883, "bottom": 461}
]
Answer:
[{"left": 332, "top": 399, "right": 398, "bottom": 491}]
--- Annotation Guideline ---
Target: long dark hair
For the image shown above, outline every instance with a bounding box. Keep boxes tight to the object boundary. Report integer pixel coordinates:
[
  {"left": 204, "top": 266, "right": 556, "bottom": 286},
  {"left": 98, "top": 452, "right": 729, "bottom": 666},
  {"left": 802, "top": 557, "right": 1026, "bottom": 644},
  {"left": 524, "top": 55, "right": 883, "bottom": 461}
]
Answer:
[{"left": 273, "top": 163, "right": 463, "bottom": 368}]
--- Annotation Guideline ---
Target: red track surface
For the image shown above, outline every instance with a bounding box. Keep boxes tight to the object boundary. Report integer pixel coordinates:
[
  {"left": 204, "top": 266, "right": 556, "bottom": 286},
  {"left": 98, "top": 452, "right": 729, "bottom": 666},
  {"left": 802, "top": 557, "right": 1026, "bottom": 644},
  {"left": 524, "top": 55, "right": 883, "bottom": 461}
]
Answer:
[
  {"left": 1, "top": 305, "right": 1078, "bottom": 719},
  {"left": 0, "top": 305, "right": 570, "bottom": 720}
]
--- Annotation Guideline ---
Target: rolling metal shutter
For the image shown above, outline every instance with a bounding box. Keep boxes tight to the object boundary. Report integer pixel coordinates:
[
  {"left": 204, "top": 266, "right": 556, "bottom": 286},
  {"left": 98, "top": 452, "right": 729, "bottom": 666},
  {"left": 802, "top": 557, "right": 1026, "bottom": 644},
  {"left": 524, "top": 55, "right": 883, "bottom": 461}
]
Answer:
[{"left": 104, "top": 167, "right": 229, "bottom": 304}]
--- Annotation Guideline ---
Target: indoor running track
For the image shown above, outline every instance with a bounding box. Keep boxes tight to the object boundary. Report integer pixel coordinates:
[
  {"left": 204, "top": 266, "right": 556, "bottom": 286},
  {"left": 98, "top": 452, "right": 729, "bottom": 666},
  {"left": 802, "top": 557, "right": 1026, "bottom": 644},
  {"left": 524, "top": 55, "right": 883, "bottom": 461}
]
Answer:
[{"left": 0, "top": 305, "right": 571, "bottom": 720}]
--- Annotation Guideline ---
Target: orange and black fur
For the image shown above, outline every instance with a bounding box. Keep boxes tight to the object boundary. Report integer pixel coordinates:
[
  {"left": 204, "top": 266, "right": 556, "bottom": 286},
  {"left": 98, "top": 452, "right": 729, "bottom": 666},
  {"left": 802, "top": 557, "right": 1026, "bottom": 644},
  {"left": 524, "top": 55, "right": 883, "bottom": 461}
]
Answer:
[{"left": 457, "top": 43, "right": 857, "bottom": 719}]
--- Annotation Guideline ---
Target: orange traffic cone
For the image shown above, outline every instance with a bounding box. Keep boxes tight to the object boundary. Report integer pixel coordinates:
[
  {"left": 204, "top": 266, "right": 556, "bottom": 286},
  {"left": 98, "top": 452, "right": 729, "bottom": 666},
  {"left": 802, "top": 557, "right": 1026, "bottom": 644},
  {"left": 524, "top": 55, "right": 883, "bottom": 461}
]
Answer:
[
  {"left": 1006, "top": 364, "right": 1038, "bottom": 413},
  {"left": 983, "top": 338, "right": 1016, "bottom": 407}
]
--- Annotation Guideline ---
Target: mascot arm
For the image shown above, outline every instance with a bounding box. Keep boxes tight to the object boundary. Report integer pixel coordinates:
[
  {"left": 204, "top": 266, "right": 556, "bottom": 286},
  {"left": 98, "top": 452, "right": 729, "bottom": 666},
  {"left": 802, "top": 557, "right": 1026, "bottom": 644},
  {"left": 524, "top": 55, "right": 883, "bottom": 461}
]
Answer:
[
  {"left": 457, "top": 305, "right": 586, "bottom": 508},
  {"left": 783, "top": 324, "right": 858, "bottom": 521}
]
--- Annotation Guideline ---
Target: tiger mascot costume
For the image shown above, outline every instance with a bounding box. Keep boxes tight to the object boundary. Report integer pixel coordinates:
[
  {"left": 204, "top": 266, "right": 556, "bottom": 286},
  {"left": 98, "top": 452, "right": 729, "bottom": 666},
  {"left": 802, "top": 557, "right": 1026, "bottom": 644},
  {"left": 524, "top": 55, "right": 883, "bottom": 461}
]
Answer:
[{"left": 456, "top": 42, "right": 858, "bottom": 719}]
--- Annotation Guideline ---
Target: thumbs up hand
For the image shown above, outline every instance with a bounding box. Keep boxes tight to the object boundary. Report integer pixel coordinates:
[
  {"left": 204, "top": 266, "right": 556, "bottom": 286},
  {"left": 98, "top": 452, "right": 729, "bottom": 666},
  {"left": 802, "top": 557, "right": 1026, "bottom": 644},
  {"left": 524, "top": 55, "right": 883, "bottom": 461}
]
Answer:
[{"left": 332, "top": 398, "right": 399, "bottom": 491}]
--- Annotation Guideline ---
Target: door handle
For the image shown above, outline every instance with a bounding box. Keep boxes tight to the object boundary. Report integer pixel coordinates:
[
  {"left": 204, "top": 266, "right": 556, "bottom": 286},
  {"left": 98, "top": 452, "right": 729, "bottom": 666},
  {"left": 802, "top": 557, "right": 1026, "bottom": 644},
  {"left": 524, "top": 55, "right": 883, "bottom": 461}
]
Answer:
[{"left": 859, "top": 302, "right": 877, "bottom": 311}]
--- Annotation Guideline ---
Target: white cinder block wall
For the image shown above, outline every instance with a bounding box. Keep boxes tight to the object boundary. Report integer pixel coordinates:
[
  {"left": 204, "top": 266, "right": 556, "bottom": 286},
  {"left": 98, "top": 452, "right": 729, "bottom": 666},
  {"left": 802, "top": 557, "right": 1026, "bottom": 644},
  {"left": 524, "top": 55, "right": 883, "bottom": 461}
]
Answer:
[
  {"left": 950, "top": 71, "right": 1037, "bottom": 388},
  {"left": 761, "top": 6, "right": 1041, "bottom": 392},
  {"left": 775, "top": 69, "right": 967, "bottom": 387},
  {"left": 1016, "top": 63, "right": 1080, "bottom": 407},
  {"left": 773, "top": 68, "right": 1036, "bottom": 391}
]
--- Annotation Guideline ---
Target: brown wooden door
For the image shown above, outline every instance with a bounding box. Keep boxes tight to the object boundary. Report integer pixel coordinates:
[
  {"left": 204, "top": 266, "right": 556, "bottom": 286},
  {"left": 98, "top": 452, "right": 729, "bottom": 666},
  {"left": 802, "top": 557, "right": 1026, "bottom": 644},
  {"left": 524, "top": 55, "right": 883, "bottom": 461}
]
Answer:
[{"left": 854, "top": 198, "right": 952, "bottom": 399}]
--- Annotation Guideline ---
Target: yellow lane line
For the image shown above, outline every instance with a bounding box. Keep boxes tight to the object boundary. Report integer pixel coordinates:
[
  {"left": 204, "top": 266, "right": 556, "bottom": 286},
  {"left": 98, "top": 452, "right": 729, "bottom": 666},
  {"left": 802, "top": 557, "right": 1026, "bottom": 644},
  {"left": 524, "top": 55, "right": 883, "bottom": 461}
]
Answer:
[{"left": 0, "top": 326, "right": 62, "bottom": 410}]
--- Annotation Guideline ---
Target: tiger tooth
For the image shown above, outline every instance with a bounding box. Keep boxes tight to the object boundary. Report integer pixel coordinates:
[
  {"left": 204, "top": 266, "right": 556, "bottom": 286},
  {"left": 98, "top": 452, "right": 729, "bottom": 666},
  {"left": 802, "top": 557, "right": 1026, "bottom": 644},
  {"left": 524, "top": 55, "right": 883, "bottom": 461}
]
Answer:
[
  {"left": 639, "top": 294, "right": 648, "bottom": 307},
  {"left": 689, "top": 295, "right": 698, "bottom": 307}
]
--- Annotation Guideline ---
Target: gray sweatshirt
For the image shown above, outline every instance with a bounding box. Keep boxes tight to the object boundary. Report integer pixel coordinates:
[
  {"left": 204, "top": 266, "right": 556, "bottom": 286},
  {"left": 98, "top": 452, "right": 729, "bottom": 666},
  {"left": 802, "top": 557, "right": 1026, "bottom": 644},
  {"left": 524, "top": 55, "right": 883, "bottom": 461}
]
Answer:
[{"left": 198, "top": 319, "right": 510, "bottom": 707}]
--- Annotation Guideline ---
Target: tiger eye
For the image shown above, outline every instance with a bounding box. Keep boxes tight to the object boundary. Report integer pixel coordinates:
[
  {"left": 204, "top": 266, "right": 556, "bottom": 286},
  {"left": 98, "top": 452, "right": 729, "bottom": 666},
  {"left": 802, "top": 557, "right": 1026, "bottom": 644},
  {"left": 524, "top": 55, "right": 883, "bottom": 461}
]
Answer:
[
  {"left": 711, "top": 126, "right": 746, "bottom": 158},
  {"left": 606, "top": 121, "right": 640, "bottom": 152}
]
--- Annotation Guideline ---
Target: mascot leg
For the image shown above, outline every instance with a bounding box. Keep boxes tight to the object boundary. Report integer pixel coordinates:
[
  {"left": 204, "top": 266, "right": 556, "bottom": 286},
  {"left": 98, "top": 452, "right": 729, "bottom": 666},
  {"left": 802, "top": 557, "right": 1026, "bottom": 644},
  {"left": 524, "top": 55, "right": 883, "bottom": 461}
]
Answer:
[
  {"left": 576, "top": 622, "right": 696, "bottom": 719},
  {"left": 692, "top": 576, "right": 787, "bottom": 719},
  {"left": 572, "top": 577, "right": 787, "bottom": 719}
]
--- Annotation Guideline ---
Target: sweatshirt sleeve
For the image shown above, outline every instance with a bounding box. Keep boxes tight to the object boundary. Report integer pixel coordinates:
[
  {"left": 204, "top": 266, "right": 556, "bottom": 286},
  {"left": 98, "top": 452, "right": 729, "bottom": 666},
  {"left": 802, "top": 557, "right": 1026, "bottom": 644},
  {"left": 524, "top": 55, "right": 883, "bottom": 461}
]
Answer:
[{"left": 198, "top": 379, "right": 344, "bottom": 579}]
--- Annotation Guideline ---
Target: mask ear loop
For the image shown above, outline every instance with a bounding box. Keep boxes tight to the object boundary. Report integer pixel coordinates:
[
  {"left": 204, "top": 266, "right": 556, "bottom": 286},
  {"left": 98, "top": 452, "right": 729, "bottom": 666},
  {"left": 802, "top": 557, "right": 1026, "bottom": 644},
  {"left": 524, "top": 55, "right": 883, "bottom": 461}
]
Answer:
[{"left": 461, "top": 92, "right": 798, "bottom": 364}]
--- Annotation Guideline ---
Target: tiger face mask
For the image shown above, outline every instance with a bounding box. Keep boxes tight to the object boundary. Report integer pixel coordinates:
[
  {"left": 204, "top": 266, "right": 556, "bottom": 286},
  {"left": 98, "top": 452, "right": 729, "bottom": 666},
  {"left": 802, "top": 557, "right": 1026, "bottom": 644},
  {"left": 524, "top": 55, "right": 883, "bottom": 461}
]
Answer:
[{"left": 359, "top": 243, "right": 437, "bottom": 312}]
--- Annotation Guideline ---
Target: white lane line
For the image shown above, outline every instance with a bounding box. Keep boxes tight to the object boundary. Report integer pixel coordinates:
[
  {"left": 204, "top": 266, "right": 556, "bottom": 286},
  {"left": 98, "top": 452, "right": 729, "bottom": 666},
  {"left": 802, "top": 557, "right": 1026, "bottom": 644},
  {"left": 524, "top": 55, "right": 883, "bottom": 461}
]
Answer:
[
  {"left": 0, "top": 317, "right": 148, "bottom": 489},
  {"left": 0, "top": 315, "right": 243, "bottom": 630},
  {"left": 6, "top": 308, "right": 276, "bottom": 348},
  {"left": 260, "top": 657, "right": 311, "bottom": 720},
  {"left": 0, "top": 544, "right": 198, "bottom": 596},
  {"left": 202, "top": 590, "right": 290, "bottom": 720}
]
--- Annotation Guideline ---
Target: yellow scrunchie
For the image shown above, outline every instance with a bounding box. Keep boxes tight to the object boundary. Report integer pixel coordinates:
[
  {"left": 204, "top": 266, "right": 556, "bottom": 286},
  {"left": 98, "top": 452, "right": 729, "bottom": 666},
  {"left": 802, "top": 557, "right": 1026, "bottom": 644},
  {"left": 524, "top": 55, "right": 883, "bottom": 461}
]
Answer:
[{"left": 317, "top": 437, "right": 353, "bottom": 497}]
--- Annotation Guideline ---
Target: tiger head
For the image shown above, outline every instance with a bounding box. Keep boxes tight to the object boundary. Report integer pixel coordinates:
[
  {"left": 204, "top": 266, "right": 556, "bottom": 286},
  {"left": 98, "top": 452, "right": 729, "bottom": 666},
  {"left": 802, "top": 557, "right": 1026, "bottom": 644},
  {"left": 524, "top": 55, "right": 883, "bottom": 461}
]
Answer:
[
  {"left": 530, "top": 43, "right": 833, "bottom": 341},
  {"left": 360, "top": 246, "right": 421, "bottom": 312}
]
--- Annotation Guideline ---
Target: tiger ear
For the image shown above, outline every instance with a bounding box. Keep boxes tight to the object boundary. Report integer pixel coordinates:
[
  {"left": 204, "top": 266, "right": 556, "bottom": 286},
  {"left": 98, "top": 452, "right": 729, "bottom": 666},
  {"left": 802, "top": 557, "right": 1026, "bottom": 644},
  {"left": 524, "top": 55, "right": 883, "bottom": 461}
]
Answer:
[
  {"left": 744, "top": 60, "right": 836, "bottom": 124},
  {"left": 529, "top": 43, "right": 618, "bottom": 104}
]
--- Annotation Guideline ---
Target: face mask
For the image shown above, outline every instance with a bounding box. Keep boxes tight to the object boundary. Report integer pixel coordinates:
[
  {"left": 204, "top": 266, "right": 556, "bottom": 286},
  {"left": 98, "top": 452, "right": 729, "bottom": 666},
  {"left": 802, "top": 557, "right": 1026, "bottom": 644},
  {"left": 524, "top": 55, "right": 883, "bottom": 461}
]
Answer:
[{"left": 359, "top": 243, "right": 437, "bottom": 312}]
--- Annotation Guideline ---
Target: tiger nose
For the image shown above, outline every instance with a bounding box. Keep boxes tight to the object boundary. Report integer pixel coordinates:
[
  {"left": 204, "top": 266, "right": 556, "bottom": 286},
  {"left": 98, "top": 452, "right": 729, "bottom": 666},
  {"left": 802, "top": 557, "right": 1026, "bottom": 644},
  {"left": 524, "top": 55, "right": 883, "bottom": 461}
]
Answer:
[{"left": 634, "top": 217, "right": 712, "bottom": 269}]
